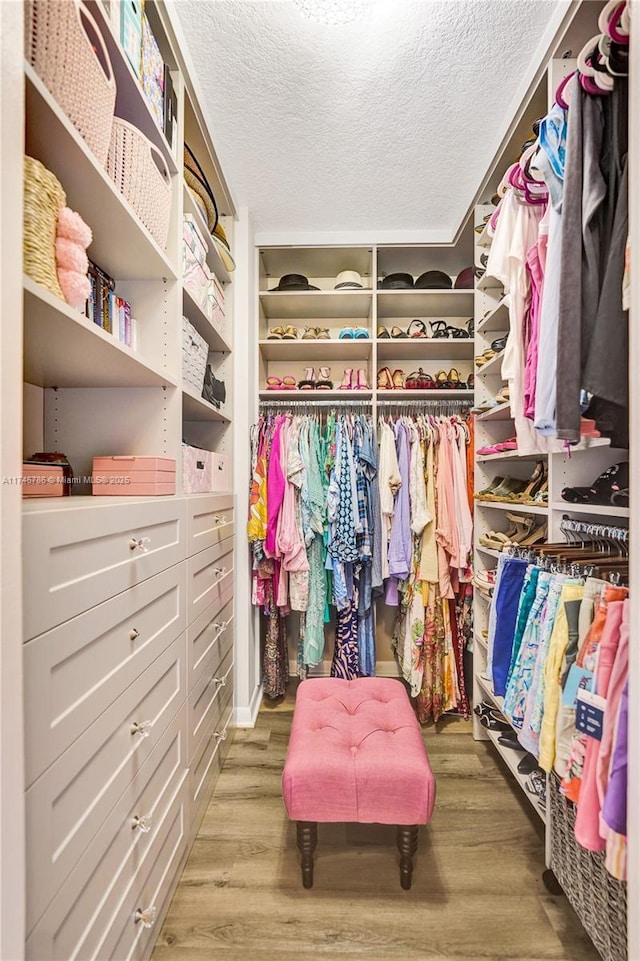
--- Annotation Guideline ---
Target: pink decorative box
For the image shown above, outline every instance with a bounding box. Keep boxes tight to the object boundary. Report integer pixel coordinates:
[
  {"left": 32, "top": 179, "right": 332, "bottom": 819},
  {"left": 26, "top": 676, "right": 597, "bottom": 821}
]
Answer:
[
  {"left": 92, "top": 456, "right": 176, "bottom": 496},
  {"left": 211, "top": 452, "right": 230, "bottom": 493},
  {"left": 182, "top": 445, "right": 212, "bottom": 494},
  {"left": 208, "top": 273, "right": 226, "bottom": 328},
  {"left": 183, "top": 245, "right": 209, "bottom": 314},
  {"left": 22, "top": 464, "right": 65, "bottom": 497},
  {"left": 183, "top": 215, "right": 208, "bottom": 268}
]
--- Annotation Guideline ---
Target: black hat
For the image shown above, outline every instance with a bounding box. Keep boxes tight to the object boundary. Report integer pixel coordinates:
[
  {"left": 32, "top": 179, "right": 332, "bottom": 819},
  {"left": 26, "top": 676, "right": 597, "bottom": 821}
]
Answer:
[
  {"left": 415, "top": 270, "right": 452, "bottom": 290},
  {"left": 269, "top": 273, "right": 319, "bottom": 292},
  {"left": 378, "top": 272, "right": 414, "bottom": 290}
]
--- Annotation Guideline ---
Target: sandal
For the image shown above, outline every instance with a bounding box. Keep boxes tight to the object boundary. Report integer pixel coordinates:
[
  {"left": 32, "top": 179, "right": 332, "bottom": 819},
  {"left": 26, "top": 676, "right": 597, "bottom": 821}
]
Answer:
[
  {"left": 267, "top": 326, "right": 285, "bottom": 340},
  {"left": 466, "top": 317, "right": 475, "bottom": 337},
  {"left": 390, "top": 326, "right": 406, "bottom": 338},
  {"left": 435, "top": 370, "right": 451, "bottom": 389},
  {"left": 316, "top": 366, "right": 333, "bottom": 390},
  {"left": 302, "top": 326, "right": 318, "bottom": 339},
  {"left": 377, "top": 325, "right": 390, "bottom": 339},
  {"left": 338, "top": 326, "right": 354, "bottom": 339},
  {"left": 430, "top": 320, "right": 448, "bottom": 338},
  {"left": 447, "top": 368, "right": 462, "bottom": 386},
  {"left": 282, "top": 325, "right": 298, "bottom": 340},
  {"left": 445, "top": 325, "right": 469, "bottom": 339},
  {"left": 377, "top": 367, "right": 393, "bottom": 389},
  {"left": 281, "top": 375, "right": 297, "bottom": 390},
  {"left": 266, "top": 376, "right": 283, "bottom": 389},
  {"left": 392, "top": 369, "right": 405, "bottom": 389},
  {"left": 353, "top": 327, "right": 370, "bottom": 339},
  {"left": 298, "top": 366, "right": 316, "bottom": 390},
  {"left": 408, "top": 319, "right": 428, "bottom": 339},
  {"left": 316, "top": 327, "right": 331, "bottom": 339}
]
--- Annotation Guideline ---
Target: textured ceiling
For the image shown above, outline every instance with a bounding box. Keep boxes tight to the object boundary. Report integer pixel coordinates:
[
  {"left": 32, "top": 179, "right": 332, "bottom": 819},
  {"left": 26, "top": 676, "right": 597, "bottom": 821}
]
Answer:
[{"left": 175, "top": 0, "right": 566, "bottom": 239}]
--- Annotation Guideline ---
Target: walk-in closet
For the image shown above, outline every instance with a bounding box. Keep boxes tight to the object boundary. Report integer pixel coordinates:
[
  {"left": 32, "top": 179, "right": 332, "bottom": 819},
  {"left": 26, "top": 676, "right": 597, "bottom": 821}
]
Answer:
[{"left": 0, "top": 0, "right": 638, "bottom": 959}]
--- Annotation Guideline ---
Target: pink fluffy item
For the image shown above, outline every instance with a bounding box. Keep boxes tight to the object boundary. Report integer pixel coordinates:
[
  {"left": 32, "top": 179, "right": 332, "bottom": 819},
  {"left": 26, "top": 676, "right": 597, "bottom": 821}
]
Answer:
[
  {"left": 57, "top": 207, "right": 92, "bottom": 248},
  {"left": 56, "top": 236, "right": 89, "bottom": 274},
  {"left": 58, "top": 268, "right": 91, "bottom": 310}
]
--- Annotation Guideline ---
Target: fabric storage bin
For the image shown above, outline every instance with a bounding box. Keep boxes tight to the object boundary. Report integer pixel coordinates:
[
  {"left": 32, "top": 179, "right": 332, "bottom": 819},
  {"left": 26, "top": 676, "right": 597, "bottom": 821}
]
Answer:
[
  {"left": 183, "top": 215, "right": 208, "bottom": 268},
  {"left": 183, "top": 244, "right": 210, "bottom": 315},
  {"left": 208, "top": 273, "right": 226, "bottom": 329},
  {"left": 182, "top": 445, "right": 212, "bottom": 494},
  {"left": 22, "top": 464, "right": 65, "bottom": 498},
  {"left": 182, "top": 316, "right": 208, "bottom": 395},
  {"left": 106, "top": 118, "right": 172, "bottom": 249},
  {"left": 23, "top": 156, "right": 66, "bottom": 300},
  {"left": 211, "top": 453, "right": 230, "bottom": 493},
  {"left": 25, "top": 0, "right": 117, "bottom": 166},
  {"left": 92, "top": 455, "right": 176, "bottom": 495}
]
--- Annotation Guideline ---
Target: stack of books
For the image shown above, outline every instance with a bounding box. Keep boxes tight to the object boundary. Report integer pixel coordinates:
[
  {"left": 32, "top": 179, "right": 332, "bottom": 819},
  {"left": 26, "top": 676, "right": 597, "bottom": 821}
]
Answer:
[{"left": 86, "top": 261, "right": 137, "bottom": 350}]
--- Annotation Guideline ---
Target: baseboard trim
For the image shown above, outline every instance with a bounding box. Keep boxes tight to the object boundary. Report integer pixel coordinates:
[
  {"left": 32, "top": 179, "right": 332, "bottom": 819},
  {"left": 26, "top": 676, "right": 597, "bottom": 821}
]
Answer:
[
  {"left": 234, "top": 681, "right": 264, "bottom": 727},
  {"left": 288, "top": 659, "right": 402, "bottom": 679}
]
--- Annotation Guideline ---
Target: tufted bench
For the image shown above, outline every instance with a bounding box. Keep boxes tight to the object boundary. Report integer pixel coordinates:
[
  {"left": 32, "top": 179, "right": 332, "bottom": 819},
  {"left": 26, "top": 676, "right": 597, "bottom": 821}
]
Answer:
[{"left": 282, "top": 677, "right": 436, "bottom": 889}]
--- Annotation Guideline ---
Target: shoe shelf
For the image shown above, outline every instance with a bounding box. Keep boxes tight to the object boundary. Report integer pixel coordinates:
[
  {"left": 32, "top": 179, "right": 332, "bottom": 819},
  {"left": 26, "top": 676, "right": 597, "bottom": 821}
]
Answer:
[
  {"left": 476, "top": 545, "right": 502, "bottom": 560},
  {"left": 182, "top": 385, "right": 231, "bottom": 422},
  {"left": 380, "top": 389, "right": 475, "bottom": 401},
  {"left": 477, "top": 437, "right": 612, "bottom": 463},
  {"left": 477, "top": 450, "right": 546, "bottom": 463},
  {"left": 474, "top": 631, "right": 489, "bottom": 652},
  {"left": 476, "top": 401, "right": 513, "bottom": 422},
  {"left": 476, "top": 272, "right": 504, "bottom": 293},
  {"left": 258, "top": 339, "right": 372, "bottom": 361},
  {"left": 259, "top": 389, "right": 373, "bottom": 400},
  {"left": 23, "top": 277, "right": 178, "bottom": 389},
  {"left": 476, "top": 500, "right": 549, "bottom": 516},
  {"left": 259, "top": 291, "right": 373, "bottom": 320},
  {"left": 25, "top": 63, "right": 177, "bottom": 282},
  {"left": 377, "top": 338, "right": 474, "bottom": 361},
  {"left": 184, "top": 286, "right": 232, "bottom": 354},
  {"left": 477, "top": 298, "right": 509, "bottom": 335},
  {"left": 183, "top": 185, "right": 232, "bottom": 285},
  {"left": 476, "top": 348, "right": 505, "bottom": 378},
  {"left": 475, "top": 223, "right": 493, "bottom": 248},
  {"left": 259, "top": 246, "right": 373, "bottom": 282},
  {"left": 550, "top": 501, "right": 630, "bottom": 519},
  {"left": 377, "top": 290, "right": 473, "bottom": 319}
]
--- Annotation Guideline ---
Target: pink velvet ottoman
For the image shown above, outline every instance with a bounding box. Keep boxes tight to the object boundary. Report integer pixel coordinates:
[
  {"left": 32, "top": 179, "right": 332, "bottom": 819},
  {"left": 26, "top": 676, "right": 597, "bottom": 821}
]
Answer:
[{"left": 282, "top": 677, "right": 436, "bottom": 889}]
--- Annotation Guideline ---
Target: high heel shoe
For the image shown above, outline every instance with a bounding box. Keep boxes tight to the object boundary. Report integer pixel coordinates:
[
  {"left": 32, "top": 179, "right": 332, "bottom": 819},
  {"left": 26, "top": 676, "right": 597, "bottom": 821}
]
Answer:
[
  {"left": 355, "top": 369, "right": 369, "bottom": 389},
  {"left": 392, "top": 369, "right": 405, "bottom": 389},
  {"left": 511, "top": 461, "right": 546, "bottom": 502},
  {"left": 316, "top": 366, "right": 333, "bottom": 389},
  {"left": 337, "top": 368, "right": 354, "bottom": 389},
  {"left": 377, "top": 367, "right": 393, "bottom": 389},
  {"left": 298, "top": 367, "right": 316, "bottom": 390}
]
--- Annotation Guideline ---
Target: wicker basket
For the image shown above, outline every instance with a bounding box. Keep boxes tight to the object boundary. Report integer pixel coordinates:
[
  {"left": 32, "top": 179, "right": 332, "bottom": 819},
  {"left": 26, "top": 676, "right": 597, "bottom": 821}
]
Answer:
[
  {"left": 25, "top": 0, "right": 116, "bottom": 167},
  {"left": 182, "top": 316, "right": 208, "bottom": 395},
  {"left": 106, "top": 118, "right": 172, "bottom": 249},
  {"left": 24, "top": 156, "right": 66, "bottom": 299},
  {"left": 549, "top": 774, "right": 627, "bottom": 961}
]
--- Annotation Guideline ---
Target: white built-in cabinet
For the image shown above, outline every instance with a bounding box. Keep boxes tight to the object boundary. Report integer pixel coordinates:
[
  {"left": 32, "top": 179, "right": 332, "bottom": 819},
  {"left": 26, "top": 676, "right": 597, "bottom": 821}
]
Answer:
[{"left": 1, "top": 1, "right": 238, "bottom": 957}]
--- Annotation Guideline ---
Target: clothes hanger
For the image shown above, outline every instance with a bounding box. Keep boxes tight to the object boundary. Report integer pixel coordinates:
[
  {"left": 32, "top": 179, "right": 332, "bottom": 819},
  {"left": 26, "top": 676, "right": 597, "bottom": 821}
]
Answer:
[{"left": 554, "top": 71, "right": 575, "bottom": 109}]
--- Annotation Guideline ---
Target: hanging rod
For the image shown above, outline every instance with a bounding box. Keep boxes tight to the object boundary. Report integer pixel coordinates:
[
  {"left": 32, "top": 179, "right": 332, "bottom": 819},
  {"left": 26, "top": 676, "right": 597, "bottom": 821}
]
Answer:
[
  {"left": 377, "top": 399, "right": 473, "bottom": 411},
  {"left": 259, "top": 398, "right": 373, "bottom": 409},
  {"left": 559, "top": 517, "right": 629, "bottom": 542}
]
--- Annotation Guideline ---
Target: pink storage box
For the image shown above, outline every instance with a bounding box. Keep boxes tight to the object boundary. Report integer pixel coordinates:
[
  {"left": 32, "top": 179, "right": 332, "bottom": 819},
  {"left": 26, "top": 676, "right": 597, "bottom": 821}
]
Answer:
[
  {"left": 211, "top": 452, "right": 230, "bottom": 493},
  {"left": 22, "top": 464, "right": 65, "bottom": 497},
  {"left": 182, "top": 445, "right": 212, "bottom": 494},
  {"left": 183, "top": 245, "right": 210, "bottom": 314},
  {"left": 92, "top": 456, "right": 176, "bottom": 496},
  {"left": 183, "top": 215, "right": 208, "bottom": 268},
  {"left": 208, "top": 273, "right": 226, "bottom": 329}
]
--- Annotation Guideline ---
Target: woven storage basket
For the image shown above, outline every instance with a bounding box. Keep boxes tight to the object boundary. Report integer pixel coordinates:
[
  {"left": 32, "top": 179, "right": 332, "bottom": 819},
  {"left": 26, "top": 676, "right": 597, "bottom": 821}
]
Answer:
[
  {"left": 549, "top": 774, "right": 627, "bottom": 961},
  {"left": 25, "top": 0, "right": 116, "bottom": 166},
  {"left": 24, "top": 156, "right": 66, "bottom": 300},
  {"left": 107, "top": 118, "right": 172, "bottom": 249},
  {"left": 182, "top": 316, "right": 208, "bottom": 395}
]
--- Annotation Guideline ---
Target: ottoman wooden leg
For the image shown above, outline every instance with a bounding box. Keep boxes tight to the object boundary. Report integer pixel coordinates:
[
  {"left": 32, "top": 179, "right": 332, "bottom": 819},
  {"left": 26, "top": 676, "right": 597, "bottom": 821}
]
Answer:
[
  {"left": 296, "top": 821, "right": 317, "bottom": 889},
  {"left": 396, "top": 825, "right": 419, "bottom": 890}
]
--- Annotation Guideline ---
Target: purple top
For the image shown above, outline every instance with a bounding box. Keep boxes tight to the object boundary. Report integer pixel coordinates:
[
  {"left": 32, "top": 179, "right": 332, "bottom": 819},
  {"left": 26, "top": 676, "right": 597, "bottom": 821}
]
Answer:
[
  {"left": 387, "top": 421, "right": 412, "bottom": 582},
  {"left": 264, "top": 416, "right": 286, "bottom": 557},
  {"left": 602, "top": 679, "right": 628, "bottom": 836}
]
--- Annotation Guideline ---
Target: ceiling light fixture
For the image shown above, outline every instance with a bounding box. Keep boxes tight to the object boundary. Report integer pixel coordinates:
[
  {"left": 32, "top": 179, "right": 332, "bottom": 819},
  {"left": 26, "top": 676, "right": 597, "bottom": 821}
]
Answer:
[{"left": 292, "top": 0, "right": 365, "bottom": 26}]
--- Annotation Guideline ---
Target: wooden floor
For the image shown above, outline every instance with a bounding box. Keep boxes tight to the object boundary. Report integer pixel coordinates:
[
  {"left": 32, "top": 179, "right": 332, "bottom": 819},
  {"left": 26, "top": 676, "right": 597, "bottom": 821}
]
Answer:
[{"left": 152, "top": 682, "right": 600, "bottom": 961}]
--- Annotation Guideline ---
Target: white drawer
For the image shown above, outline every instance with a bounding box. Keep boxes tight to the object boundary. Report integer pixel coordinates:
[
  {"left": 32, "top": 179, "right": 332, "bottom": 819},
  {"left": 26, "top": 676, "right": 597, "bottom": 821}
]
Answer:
[
  {"left": 26, "top": 635, "right": 187, "bottom": 933},
  {"left": 26, "top": 705, "right": 188, "bottom": 961},
  {"left": 108, "top": 780, "right": 189, "bottom": 961},
  {"left": 186, "top": 494, "right": 234, "bottom": 556},
  {"left": 23, "top": 499, "right": 186, "bottom": 639},
  {"left": 189, "top": 704, "right": 233, "bottom": 844},
  {"left": 188, "top": 645, "right": 234, "bottom": 762},
  {"left": 187, "top": 591, "right": 234, "bottom": 690},
  {"left": 25, "top": 563, "right": 187, "bottom": 786},
  {"left": 186, "top": 539, "right": 234, "bottom": 626}
]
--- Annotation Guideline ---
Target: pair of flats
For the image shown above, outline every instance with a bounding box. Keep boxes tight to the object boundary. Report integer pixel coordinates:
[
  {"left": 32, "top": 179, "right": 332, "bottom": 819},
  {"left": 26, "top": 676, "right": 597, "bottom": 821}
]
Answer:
[{"left": 473, "top": 701, "right": 511, "bottom": 733}]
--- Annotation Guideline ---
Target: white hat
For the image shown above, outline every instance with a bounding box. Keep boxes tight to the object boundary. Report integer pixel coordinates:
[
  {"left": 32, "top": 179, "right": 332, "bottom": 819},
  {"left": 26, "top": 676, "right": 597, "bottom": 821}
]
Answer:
[{"left": 334, "top": 270, "right": 364, "bottom": 289}]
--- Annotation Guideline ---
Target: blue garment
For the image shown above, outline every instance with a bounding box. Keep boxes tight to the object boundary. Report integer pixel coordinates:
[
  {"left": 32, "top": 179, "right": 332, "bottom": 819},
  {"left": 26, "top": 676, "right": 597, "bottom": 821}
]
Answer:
[
  {"left": 491, "top": 557, "right": 528, "bottom": 697},
  {"left": 486, "top": 553, "right": 509, "bottom": 681}
]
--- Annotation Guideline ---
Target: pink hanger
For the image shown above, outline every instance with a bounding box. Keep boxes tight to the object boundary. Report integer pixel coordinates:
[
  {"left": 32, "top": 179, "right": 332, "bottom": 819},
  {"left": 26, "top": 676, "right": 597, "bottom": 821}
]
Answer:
[
  {"left": 607, "top": 2, "right": 629, "bottom": 44},
  {"left": 555, "top": 71, "right": 575, "bottom": 109},
  {"left": 580, "top": 72, "right": 608, "bottom": 96}
]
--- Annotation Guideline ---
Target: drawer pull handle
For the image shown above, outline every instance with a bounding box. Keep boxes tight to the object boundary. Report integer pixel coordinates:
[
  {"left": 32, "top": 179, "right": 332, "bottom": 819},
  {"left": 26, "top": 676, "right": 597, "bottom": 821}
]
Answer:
[
  {"left": 213, "top": 567, "right": 227, "bottom": 577},
  {"left": 213, "top": 514, "right": 227, "bottom": 525},
  {"left": 129, "top": 536, "right": 151, "bottom": 553},
  {"left": 214, "top": 675, "right": 227, "bottom": 688},
  {"left": 212, "top": 730, "right": 227, "bottom": 742},
  {"left": 130, "top": 719, "right": 154, "bottom": 738},
  {"left": 129, "top": 628, "right": 140, "bottom": 641},
  {"left": 134, "top": 905, "right": 157, "bottom": 929},
  {"left": 131, "top": 814, "right": 153, "bottom": 833}
]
